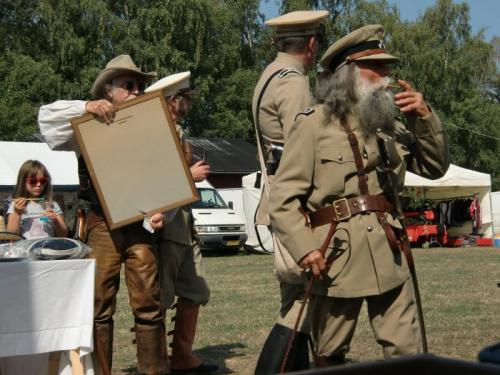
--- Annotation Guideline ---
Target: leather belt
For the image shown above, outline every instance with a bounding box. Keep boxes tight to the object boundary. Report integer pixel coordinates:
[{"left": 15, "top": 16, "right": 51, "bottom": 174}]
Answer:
[{"left": 308, "top": 195, "right": 395, "bottom": 228}]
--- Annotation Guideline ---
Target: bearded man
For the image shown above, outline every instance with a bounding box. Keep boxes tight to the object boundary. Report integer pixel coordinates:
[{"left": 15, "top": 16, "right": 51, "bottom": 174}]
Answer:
[{"left": 268, "top": 25, "right": 449, "bottom": 367}]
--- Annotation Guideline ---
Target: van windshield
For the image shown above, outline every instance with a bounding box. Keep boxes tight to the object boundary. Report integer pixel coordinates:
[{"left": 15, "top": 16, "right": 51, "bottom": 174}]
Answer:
[{"left": 192, "top": 188, "right": 228, "bottom": 209}]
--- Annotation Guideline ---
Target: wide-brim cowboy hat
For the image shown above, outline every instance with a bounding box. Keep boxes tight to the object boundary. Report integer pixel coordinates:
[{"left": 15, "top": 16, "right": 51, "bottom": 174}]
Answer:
[{"left": 91, "top": 54, "right": 157, "bottom": 99}]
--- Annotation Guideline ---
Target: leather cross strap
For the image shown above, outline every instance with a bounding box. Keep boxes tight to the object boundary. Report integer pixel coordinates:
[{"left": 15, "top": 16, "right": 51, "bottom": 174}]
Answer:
[
  {"left": 308, "top": 194, "right": 394, "bottom": 228},
  {"left": 344, "top": 122, "right": 369, "bottom": 195}
]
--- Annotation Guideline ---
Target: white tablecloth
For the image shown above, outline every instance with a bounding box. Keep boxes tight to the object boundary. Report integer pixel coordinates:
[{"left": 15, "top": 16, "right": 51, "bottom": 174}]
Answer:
[{"left": 0, "top": 259, "right": 95, "bottom": 373}]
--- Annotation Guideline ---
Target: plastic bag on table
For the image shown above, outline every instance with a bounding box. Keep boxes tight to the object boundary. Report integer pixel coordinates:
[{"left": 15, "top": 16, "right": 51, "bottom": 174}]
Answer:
[{"left": 7, "top": 238, "right": 91, "bottom": 260}]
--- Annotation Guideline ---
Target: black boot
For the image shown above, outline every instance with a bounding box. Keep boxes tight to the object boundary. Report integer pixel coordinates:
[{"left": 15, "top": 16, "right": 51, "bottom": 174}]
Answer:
[{"left": 254, "top": 324, "right": 309, "bottom": 374}]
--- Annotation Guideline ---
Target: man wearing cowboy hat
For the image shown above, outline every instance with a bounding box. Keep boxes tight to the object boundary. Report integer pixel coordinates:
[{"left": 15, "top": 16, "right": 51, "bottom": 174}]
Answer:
[
  {"left": 144, "top": 72, "right": 217, "bottom": 374},
  {"left": 268, "top": 25, "right": 449, "bottom": 366},
  {"left": 39, "top": 55, "right": 169, "bottom": 374},
  {"left": 251, "top": 10, "right": 329, "bottom": 374}
]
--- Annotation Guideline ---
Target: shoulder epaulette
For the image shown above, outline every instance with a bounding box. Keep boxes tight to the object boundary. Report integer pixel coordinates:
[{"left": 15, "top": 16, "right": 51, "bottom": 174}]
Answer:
[
  {"left": 278, "top": 68, "right": 302, "bottom": 78},
  {"left": 295, "top": 107, "right": 315, "bottom": 121}
]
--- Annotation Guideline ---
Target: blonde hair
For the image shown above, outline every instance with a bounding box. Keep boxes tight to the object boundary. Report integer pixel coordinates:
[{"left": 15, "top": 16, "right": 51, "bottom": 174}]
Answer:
[{"left": 13, "top": 160, "right": 53, "bottom": 204}]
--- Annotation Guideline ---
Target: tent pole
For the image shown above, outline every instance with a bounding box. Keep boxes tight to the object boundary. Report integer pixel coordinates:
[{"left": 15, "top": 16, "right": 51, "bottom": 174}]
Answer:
[{"left": 488, "top": 189, "right": 496, "bottom": 245}]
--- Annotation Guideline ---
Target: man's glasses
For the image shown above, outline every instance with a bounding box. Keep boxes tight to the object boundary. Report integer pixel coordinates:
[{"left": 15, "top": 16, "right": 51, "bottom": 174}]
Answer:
[
  {"left": 118, "top": 80, "right": 146, "bottom": 93},
  {"left": 26, "top": 177, "right": 48, "bottom": 186}
]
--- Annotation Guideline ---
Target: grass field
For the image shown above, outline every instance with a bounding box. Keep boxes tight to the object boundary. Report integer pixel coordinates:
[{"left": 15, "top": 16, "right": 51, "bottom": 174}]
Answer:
[{"left": 112, "top": 247, "right": 500, "bottom": 374}]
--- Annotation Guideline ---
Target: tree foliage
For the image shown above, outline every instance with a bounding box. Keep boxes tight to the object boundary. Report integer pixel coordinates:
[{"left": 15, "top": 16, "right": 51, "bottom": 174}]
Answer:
[{"left": 0, "top": 0, "right": 498, "bottom": 188}]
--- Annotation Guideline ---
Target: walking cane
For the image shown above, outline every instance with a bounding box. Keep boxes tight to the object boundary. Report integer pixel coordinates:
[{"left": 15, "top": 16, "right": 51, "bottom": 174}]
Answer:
[{"left": 279, "top": 222, "right": 338, "bottom": 374}]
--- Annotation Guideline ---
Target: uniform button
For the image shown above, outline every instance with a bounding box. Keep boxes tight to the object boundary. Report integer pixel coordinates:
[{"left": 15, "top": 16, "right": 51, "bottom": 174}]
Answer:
[
  {"left": 367, "top": 225, "right": 373, "bottom": 232},
  {"left": 337, "top": 154, "right": 343, "bottom": 161},
  {"left": 363, "top": 151, "right": 368, "bottom": 158}
]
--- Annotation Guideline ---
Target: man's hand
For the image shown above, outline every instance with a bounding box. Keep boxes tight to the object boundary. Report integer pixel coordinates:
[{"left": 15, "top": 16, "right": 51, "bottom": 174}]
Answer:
[
  {"left": 299, "top": 249, "right": 326, "bottom": 278},
  {"left": 85, "top": 99, "right": 115, "bottom": 124},
  {"left": 149, "top": 213, "right": 164, "bottom": 231},
  {"left": 394, "top": 79, "right": 430, "bottom": 118},
  {"left": 190, "top": 160, "right": 211, "bottom": 182}
]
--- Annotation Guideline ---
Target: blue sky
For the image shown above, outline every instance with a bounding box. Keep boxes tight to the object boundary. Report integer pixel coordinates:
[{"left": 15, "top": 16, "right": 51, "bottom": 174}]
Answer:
[{"left": 259, "top": 0, "right": 499, "bottom": 42}]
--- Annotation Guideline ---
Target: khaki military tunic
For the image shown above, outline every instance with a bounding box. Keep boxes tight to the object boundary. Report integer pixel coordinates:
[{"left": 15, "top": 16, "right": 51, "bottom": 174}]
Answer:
[
  {"left": 269, "top": 104, "right": 449, "bottom": 298},
  {"left": 252, "top": 52, "right": 311, "bottom": 165}
]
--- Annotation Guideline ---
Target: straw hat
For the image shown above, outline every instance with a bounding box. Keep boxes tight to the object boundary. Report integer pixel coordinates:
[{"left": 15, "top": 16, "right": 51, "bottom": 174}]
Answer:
[{"left": 90, "top": 55, "right": 157, "bottom": 99}]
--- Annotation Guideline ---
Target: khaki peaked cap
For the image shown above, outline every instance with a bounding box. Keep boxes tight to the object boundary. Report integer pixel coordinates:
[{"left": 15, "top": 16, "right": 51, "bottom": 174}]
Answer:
[
  {"left": 320, "top": 24, "right": 399, "bottom": 72},
  {"left": 144, "top": 71, "right": 196, "bottom": 97},
  {"left": 91, "top": 54, "right": 157, "bottom": 99},
  {"left": 265, "top": 10, "right": 329, "bottom": 38}
]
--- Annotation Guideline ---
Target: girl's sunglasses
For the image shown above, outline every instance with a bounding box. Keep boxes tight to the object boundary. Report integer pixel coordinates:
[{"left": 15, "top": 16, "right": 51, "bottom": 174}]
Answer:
[{"left": 26, "top": 177, "right": 48, "bottom": 186}]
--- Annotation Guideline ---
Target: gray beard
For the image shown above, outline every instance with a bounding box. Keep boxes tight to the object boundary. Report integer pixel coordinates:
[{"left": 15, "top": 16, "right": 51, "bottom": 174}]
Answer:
[{"left": 356, "top": 81, "right": 397, "bottom": 139}]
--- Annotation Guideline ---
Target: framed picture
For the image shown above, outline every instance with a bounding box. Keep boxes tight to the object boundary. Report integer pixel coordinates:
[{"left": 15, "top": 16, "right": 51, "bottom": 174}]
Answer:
[{"left": 71, "top": 91, "right": 198, "bottom": 230}]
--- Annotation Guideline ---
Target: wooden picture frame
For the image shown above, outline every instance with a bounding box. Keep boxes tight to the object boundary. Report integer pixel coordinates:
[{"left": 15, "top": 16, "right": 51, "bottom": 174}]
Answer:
[{"left": 71, "top": 91, "right": 198, "bottom": 230}]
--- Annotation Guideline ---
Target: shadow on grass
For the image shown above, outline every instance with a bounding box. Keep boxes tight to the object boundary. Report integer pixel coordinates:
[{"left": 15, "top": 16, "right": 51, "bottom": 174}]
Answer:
[
  {"left": 194, "top": 342, "right": 247, "bottom": 374},
  {"left": 120, "top": 343, "right": 247, "bottom": 374}
]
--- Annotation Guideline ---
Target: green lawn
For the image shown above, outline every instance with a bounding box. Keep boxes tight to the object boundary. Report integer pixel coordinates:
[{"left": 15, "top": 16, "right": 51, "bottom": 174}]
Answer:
[{"left": 112, "top": 247, "right": 500, "bottom": 374}]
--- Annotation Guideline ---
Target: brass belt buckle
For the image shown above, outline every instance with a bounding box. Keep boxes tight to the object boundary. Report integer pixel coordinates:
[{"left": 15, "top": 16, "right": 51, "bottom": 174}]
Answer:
[{"left": 332, "top": 198, "right": 351, "bottom": 221}]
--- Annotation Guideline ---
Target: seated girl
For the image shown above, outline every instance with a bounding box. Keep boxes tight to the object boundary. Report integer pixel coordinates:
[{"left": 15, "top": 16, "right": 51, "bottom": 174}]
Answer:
[{"left": 7, "top": 160, "right": 68, "bottom": 239}]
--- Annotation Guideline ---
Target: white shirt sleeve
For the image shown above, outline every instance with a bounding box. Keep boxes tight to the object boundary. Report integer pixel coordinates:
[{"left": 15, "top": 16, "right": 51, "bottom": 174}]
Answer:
[{"left": 38, "top": 100, "right": 87, "bottom": 153}]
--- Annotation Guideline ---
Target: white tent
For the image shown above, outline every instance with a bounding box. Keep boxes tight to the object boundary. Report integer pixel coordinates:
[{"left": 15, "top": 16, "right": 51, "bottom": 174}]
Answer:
[
  {"left": 0, "top": 141, "right": 79, "bottom": 190},
  {"left": 490, "top": 192, "right": 500, "bottom": 245},
  {"left": 404, "top": 164, "right": 493, "bottom": 238},
  {"left": 242, "top": 164, "right": 495, "bottom": 251}
]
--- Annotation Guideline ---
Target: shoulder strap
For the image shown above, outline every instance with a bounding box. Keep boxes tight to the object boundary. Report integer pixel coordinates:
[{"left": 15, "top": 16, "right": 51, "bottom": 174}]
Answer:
[
  {"left": 340, "top": 119, "right": 369, "bottom": 195},
  {"left": 253, "top": 69, "right": 285, "bottom": 193}
]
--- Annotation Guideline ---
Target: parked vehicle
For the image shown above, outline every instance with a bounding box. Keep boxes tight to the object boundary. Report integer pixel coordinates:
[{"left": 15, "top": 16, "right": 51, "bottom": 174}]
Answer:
[{"left": 192, "top": 180, "right": 247, "bottom": 251}]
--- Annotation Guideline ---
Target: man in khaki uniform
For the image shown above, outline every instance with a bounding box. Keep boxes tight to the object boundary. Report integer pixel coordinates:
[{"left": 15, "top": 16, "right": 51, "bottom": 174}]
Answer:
[
  {"left": 145, "top": 73, "right": 217, "bottom": 374},
  {"left": 252, "top": 10, "right": 329, "bottom": 374},
  {"left": 269, "top": 25, "right": 449, "bottom": 366}
]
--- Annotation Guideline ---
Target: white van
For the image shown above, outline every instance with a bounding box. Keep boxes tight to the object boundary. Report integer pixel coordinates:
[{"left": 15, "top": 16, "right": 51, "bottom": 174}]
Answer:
[{"left": 192, "top": 180, "right": 247, "bottom": 251}]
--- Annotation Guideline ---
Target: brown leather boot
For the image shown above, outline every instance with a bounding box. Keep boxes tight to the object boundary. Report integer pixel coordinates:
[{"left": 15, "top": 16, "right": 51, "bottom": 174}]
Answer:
[
  {"left": 95, "top": 321, "right": 114, "bottom": 371},
  {"left": 135, "top": 323, "right": 170, "bottom": 374},
  {"left": 170, "top": 301, "right": 202, "bottom": 370},
  {"left": 170, "top": 301, "right": 217, "bottom": 373}
]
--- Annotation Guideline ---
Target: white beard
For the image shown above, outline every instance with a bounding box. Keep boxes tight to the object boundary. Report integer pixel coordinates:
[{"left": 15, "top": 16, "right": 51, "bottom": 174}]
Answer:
[{"left": 356, "top": 75, "right": 397, "bottom": 138}]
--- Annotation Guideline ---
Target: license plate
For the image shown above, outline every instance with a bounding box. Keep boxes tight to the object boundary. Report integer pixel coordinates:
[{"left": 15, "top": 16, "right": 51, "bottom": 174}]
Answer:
[{"left": 226, "top": 240, "right": 240, "bottom": 247}]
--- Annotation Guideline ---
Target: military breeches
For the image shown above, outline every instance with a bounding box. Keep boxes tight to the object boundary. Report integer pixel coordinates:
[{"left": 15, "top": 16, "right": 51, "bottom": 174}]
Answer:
[
  {"left": 310, "top": 278, "right": 420, "bottom": 359},
  {"left": 277, "top": 282, "right": 310, "bottom": 333},
  {"left": 158, "top": 237, "right": 210, "bottom": 308},
  {"left": 87, "top": 216, "right": 162, "bottom": 325}
]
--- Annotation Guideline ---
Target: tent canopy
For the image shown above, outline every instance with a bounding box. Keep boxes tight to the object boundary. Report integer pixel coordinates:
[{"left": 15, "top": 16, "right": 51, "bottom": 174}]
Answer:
[
  {"left": 405, "top": 163, "right": 490, "bottom": 187},
  {"left": 404, "top": 163, "right": 493, "bottom": 237},
  {"left": 0, "top": 141, "right": 79, "bottom": 191}
]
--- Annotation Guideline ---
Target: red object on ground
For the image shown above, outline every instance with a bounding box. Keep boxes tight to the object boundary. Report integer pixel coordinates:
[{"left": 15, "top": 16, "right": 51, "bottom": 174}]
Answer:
[
  {"left": 404, "top": 210, "right": 448, "bottom": 246},
  {"left": 473, "top": 237, "right": 492, "bottom": 247}
]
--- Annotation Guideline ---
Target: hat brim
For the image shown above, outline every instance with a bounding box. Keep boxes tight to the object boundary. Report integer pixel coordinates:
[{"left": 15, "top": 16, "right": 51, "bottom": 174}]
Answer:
[
  {"left": 91, "top": 68, "right": 157, "bottom": 99},
  {"left": 177, "top": 88, "right": 198, "bottom": 96},
  {"left": 354, "top": 52, "right": 399, "bottom": 63}
]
